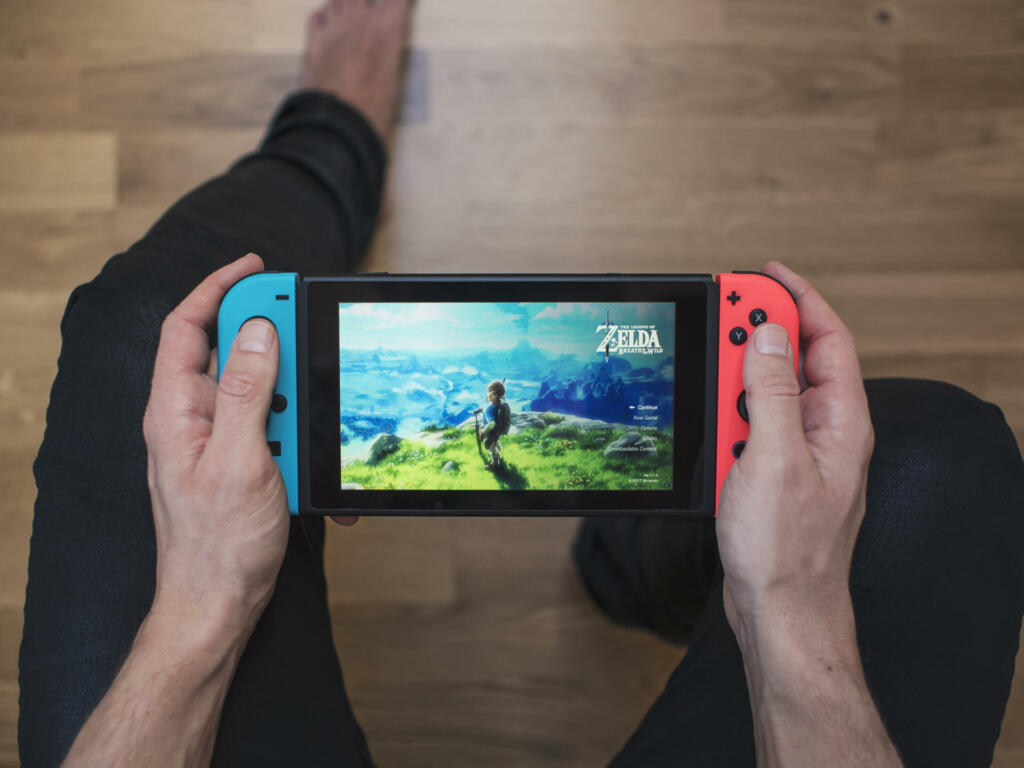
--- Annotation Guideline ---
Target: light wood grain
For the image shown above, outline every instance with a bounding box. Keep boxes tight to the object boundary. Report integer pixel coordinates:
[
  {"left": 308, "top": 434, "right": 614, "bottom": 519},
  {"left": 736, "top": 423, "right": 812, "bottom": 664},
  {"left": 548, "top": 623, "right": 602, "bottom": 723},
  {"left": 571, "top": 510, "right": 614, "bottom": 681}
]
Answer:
[
  {"left": 118, "top": 128, "right": 264, "bottom": 204},
  {"left": 0, "top": 133, "right": 117, "bottom": 212},
  {"left": 325, "top": 517, "right": 456, "bottom": 606},
  {"left": 254, "top": 0, "right": 728, "bottom": 52}
]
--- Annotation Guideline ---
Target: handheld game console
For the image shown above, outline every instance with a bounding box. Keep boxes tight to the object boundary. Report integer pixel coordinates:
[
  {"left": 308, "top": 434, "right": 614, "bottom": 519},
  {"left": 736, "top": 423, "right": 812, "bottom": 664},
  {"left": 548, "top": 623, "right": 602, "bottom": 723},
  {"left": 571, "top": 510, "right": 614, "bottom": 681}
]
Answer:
[{"left": 217, "top": 272, "right": 798, "bottom": 516}]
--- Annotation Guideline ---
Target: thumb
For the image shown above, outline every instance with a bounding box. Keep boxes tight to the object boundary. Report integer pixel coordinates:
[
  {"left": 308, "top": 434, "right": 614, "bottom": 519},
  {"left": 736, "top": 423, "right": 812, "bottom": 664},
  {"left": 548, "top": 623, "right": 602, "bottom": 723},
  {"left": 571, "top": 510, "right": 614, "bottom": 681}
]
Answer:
[
  {"left": 742, "top": 323, "right": 804, "bottom": 455},
  {"left": 210, "top": 318, "right": 279, "bottom": 455}
]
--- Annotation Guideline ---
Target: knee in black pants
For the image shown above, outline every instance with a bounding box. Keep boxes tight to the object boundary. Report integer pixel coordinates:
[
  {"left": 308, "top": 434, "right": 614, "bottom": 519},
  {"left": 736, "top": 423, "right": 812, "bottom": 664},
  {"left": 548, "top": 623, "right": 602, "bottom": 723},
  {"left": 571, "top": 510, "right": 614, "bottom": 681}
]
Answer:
[{"left": 854, "top": 378, "right": 1023, "bottom": 768}]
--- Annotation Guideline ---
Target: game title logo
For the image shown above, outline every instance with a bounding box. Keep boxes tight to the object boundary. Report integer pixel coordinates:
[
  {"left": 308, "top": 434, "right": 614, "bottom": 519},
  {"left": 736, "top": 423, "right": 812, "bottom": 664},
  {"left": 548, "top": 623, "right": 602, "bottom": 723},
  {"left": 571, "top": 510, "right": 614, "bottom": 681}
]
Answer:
[{"left": 595, "top": 323, "right": 664, "bottom": 357}]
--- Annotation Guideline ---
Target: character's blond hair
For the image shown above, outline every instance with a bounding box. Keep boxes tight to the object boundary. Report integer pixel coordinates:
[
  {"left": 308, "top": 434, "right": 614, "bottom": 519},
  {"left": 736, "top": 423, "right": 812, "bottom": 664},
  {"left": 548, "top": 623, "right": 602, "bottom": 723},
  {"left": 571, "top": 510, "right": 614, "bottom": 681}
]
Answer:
[{"left": 487, "top": 380, "right": 506, "bottom": 398}]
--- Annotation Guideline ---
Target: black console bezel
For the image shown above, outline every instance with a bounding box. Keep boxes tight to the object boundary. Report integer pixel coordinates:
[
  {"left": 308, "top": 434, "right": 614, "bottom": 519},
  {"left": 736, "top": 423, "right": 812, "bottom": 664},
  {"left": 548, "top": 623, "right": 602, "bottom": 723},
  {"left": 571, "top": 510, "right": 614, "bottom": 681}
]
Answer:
[{"left": 299, "top": 275, "right": 719, "bottom": 516}]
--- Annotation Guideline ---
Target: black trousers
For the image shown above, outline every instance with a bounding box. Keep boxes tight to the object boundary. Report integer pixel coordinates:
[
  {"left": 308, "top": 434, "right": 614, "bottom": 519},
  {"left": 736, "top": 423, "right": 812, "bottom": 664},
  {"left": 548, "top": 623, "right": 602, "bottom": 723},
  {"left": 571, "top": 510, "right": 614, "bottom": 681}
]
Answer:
[{"left": 19, "top": 91, "right": 1024, "bottom": 768}]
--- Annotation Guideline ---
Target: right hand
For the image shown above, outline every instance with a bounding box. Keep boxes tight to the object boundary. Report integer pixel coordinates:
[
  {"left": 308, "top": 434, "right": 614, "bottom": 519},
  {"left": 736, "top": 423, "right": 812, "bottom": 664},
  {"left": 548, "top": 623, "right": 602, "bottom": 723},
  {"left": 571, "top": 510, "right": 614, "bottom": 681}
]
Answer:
[{"left": 716, "top": 261, "right": 875, "bottom": 643}]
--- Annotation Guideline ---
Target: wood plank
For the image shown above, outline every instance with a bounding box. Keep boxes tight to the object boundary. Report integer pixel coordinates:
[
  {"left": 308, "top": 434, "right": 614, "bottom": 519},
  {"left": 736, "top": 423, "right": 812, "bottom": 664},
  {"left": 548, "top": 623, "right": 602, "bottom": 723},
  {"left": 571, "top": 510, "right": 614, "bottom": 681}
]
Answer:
[
  {"left": 332, "top": 515, "right": 681, "bottom": 765},
  {"left": 118, "top": 128, "right": 263, "bottom": 205},
  {"left": 0, "top": 58, "right": 80, "bottom": 131},
  {"left": 904, "top": 44, "right": 1024, "bottom": 112},
  {"left": 254, "top": 0, "right": 1019, "bottom": 52},
  {"left": 722, "top": 0, "right": 1022, "bottom": 43},
  {"left": 0, "top": 610, "right": 22, "bottom": 680},
  {"left": 894, "top": 0, "right": 1023, "bottom": 43},
  {"left": 992, "top": 747, "right": 1024, "bottom": 768},
  {"left": 366, "top": 183, "right": 1024, "bottom": 275},
  {"left": 80, "top": 55, "right": 297, "bottom": 129},
  {"left": 393, "top": 118, "right": 878, "bottom": 207},
  {"left": 86, "top": 43, "right": 897, "bottom": 131},
  {"left": 0, "top": 206, "right": 164, "bottom": 292},
  {"left": 325, "top": 517, "right": 456, "bottom": 605},
  {"left": 859, "top": 353, "right": 1024, "bottom": 449},
  {"left": 0, "top": 290, "right": 67, "bottom": 606},
  {"left": 876, "top": 113, "right": 1024, "bottom": 193},
  {"left": 0, "top": 677, "right": 15, "bottom": 768},
  {"left": 0, "top": 290, "right": 68, "bottom": 446},
  {"left": 813, "top": 270, "right": 1024, "bottom": 356},
  {"left": 253, "top": 0, "right": 727, "bottom": 53},
  {"left": 0, "top": 0, "right": 250, "bottom": 61},
  {"left": 0, "top": 132, "right": 117, "bottom": 212},
  {"left": 81, "top": 53, "right": 428, "bottom": 130},
  {"left": 721, "top": 0, "right": 883, "bottom": 41},
  {"left": 0, "top": 452, "right": 37, "bottom": 609},
  {"left": 332, "top": 593, "right": 682, "bottom": 766},
  {"left": 428, "top": 43, "right": 901, "bottom": 123}
]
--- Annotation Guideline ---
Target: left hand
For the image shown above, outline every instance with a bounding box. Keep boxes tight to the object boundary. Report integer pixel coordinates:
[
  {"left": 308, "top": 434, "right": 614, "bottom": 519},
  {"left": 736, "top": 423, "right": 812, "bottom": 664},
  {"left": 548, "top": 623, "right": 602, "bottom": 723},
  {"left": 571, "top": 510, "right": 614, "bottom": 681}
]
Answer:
[{"left": 143, "top": 254, "right": 290, "bottom": 634}]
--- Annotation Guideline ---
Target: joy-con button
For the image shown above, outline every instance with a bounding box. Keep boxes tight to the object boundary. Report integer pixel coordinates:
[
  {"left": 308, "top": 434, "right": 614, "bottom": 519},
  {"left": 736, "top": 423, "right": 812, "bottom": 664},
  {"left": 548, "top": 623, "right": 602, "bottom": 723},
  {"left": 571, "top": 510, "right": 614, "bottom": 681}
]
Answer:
[
  {"left": 271, "top": 394, "right": 288, "bottom": 413},
  {"left": 732, "top": 441, "right": 746, "bottom": 458},
  {"left": 726, "top": 290, "right": 741, "bottom": 306},
  {"left": 749, "top": 308, "right": 767, "bottom": 326},
  {"left": 268, "top": 441, "right": 282, "bottom": 457},
  {"left": 737, "top": 391, "right": 749, "bottom": 422},
  {"left": 729, "top": 327, "right": 748, "bottom": 345}
]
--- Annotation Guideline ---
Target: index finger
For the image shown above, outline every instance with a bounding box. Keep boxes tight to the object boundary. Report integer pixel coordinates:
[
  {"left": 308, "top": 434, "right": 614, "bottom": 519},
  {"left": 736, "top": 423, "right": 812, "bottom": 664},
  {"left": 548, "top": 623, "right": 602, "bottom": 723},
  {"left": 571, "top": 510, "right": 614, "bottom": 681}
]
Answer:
[
  {"left": 152, "top": 253, "right": 265, "bottom": 385},
  {"left": 762, "top": 261, "right": 865, "bottom": 394}
]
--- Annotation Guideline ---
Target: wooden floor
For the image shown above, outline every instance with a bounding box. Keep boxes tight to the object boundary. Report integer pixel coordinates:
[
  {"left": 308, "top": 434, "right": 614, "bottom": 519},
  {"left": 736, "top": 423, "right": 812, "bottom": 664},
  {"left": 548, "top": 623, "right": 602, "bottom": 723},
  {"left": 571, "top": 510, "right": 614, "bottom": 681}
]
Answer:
[{"left": 2, "top": 0, "right": 1024, "bottom": 765}]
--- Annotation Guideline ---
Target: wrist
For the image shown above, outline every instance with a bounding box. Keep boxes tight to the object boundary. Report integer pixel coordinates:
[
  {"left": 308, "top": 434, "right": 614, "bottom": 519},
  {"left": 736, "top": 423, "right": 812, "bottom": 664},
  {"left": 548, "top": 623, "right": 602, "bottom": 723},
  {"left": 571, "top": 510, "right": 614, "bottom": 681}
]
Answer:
[
  {"left": 733, "top": 589, "right": 862, "bottom": 701},
  {"left": 144, "top": 591, "right": 257, "bottom": 660},
  {"left": 151, "top": 563, "right": 276, "bottom": 639}
]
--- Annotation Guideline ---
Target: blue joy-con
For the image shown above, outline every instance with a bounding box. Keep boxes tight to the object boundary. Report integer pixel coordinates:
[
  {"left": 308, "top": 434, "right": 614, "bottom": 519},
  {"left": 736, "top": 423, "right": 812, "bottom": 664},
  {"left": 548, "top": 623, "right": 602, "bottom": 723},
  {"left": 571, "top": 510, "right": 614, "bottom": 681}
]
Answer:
[{"left": 217, "top": 272, "right": 300, "bottom": 515}]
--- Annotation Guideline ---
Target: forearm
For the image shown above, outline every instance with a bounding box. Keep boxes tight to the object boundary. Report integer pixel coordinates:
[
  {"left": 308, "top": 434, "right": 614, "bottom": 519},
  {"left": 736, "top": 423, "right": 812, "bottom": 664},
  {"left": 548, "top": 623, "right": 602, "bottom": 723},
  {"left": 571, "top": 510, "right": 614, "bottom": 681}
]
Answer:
[
  {"left": 736, "top": 597, "right": 903, "bottom": 768},
  {"left": 63, "top": 606, "right": 249, "bottom": 767}
]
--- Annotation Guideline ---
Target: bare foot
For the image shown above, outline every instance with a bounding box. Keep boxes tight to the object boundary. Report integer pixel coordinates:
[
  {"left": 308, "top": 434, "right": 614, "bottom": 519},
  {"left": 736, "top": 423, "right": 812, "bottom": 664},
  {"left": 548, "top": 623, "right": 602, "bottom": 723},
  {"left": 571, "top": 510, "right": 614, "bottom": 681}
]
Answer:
[{"left": 302, "top": 0, "right": 412, "bottom": 142}]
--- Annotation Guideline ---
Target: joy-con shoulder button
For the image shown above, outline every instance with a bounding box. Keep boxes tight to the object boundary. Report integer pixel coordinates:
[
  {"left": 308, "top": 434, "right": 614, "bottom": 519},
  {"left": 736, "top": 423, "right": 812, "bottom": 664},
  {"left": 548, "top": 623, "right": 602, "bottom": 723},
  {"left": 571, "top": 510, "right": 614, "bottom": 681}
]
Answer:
[{"left": 731, "top": 270, "right": 798, "bottom": 307}]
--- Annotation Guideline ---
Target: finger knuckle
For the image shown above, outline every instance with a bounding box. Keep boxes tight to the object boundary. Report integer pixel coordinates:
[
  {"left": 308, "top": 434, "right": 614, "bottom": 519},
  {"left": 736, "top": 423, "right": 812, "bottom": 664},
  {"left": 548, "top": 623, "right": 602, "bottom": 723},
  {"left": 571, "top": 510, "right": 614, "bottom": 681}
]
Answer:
[
  {"left": 756, "top": 371, "right": 801, "bottom": 398},
  {"left": 252, "top": 458, "right": 282, "bottom": 490},
  {"left": 159, "top": 311, "right": 182, "bottom": 341},
  {"left": 142, "top": 406, "right": 158, "bottom": 444},
  {"left": 218, "top": 368, "right": 264, "bottom": 403},
  {"left": 860, "top": 417, "right": 876, "bottom": 459},
  {"left": 222, "top": 455, "right": 280, "bottom": 498}
]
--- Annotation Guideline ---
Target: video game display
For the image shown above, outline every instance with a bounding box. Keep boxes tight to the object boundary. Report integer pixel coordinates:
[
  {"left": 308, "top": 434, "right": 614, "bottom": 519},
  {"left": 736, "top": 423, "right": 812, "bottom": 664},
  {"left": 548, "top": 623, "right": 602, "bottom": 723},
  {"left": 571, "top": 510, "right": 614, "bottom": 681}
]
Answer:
[{"left": 338, "top": 302, "right": 676, "bottom": 491}]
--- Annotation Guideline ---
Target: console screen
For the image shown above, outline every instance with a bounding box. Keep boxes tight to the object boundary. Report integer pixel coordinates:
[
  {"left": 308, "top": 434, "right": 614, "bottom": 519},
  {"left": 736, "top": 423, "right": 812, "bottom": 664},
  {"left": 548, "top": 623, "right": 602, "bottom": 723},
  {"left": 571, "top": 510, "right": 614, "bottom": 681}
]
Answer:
[{"left": 338, "top": 302, "right": 677, "bottom": 492}]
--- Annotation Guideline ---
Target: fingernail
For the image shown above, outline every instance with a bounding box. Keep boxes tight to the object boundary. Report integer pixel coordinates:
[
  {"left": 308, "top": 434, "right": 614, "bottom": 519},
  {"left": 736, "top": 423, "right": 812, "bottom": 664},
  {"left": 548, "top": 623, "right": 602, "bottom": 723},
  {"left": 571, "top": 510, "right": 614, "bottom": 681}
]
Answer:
[
  {"left": 754, "top": 324, "right": 791, "bottom": 358},
  {"left": 237, "top": 319, "right": 273, "bottom": 353}
]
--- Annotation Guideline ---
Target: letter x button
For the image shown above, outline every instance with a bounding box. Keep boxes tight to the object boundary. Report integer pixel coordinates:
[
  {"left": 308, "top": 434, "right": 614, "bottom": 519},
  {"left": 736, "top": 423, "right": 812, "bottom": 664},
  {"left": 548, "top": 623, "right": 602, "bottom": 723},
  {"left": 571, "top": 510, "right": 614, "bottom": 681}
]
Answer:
[{"left": 727, "top": 291, "right": 741, "bottom": 306}]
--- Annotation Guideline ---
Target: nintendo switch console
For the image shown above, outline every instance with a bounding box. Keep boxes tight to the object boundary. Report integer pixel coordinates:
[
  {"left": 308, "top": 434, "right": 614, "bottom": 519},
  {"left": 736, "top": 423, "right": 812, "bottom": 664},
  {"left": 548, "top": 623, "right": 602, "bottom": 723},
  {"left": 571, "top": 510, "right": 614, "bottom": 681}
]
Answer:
[{"left": 217, "top": 273, "right": 798, "bottom": 516}]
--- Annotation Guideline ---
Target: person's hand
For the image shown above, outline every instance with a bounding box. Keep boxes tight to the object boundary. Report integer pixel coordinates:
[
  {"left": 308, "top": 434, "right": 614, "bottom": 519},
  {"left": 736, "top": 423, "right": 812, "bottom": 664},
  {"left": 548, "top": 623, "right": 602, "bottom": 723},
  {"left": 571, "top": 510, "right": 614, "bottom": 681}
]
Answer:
[
  {"left": 143, "top": 254, "right": 290, "bottom": 635},
  {"left": 717, "top": 261, "right": 875, "bottom": 644}
]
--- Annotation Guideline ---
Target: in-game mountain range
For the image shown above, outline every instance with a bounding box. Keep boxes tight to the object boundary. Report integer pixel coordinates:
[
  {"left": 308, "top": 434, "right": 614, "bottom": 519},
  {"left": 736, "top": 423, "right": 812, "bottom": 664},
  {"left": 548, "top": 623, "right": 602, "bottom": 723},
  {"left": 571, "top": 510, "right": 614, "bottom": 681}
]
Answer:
[{"left": 340, "top": 339, "right": 674, "bottom": 454}]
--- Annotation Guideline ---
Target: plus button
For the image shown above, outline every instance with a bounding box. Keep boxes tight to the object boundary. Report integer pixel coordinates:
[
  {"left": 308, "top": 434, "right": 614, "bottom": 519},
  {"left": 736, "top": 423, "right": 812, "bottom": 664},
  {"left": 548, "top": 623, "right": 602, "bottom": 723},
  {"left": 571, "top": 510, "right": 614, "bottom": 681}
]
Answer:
[{"left": 726, "top": 291, "right": 741, "bottom": 306}]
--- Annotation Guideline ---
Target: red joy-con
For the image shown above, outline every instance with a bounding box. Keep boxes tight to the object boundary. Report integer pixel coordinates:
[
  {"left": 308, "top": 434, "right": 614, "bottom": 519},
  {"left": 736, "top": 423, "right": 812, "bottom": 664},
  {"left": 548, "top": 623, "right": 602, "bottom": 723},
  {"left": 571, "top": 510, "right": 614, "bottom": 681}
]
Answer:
[{"left": 714, "top": 272, "right": 800, "bottom": 513}]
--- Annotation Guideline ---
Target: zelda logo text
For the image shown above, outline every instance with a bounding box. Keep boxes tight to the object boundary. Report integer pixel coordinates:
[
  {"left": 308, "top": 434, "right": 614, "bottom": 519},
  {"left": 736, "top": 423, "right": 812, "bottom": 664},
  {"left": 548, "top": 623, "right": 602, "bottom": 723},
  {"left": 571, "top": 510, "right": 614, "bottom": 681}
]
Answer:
[{"left": 595, "top": 324, "right": 664, "bottom": 356}]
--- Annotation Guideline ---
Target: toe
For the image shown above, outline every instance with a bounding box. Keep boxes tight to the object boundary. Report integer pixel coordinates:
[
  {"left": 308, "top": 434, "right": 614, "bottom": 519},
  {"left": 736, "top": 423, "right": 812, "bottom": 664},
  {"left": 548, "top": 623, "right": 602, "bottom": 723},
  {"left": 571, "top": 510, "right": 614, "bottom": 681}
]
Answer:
[{"left": 307, "top": 6, "right": 328, "bottom": 33}]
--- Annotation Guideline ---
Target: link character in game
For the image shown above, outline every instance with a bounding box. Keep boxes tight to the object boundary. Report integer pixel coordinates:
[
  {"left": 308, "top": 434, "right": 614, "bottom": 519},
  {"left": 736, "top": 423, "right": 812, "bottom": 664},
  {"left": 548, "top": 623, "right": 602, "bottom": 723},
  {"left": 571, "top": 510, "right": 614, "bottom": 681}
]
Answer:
[{"left": 475, "top": 379, "right": 512, "bottom": 468}]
